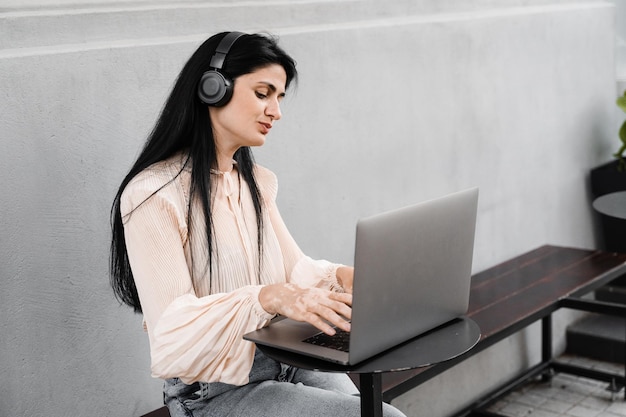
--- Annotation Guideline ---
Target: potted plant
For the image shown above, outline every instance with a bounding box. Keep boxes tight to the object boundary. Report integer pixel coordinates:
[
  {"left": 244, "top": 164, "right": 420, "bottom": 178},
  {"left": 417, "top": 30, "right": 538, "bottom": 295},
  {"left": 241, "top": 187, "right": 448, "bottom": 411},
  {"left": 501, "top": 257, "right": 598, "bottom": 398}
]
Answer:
[{"left": 590, "top": 90, "right": 626, "bottom": 198}]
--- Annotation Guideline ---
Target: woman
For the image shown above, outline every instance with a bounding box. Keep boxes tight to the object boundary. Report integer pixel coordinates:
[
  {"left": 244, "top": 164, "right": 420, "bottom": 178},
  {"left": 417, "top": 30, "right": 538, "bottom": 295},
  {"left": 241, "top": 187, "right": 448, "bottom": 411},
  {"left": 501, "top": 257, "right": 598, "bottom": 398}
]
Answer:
[{"left": 110, "top": 31, "right": 406, "bottom": 417}]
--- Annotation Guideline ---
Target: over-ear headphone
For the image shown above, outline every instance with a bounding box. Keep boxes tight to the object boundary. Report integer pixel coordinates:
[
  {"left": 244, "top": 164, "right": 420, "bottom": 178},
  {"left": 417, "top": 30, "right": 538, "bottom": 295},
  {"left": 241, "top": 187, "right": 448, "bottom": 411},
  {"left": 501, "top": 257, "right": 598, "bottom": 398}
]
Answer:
[{"left": 197, "top": 31, "right": 245, "bottom": 106}]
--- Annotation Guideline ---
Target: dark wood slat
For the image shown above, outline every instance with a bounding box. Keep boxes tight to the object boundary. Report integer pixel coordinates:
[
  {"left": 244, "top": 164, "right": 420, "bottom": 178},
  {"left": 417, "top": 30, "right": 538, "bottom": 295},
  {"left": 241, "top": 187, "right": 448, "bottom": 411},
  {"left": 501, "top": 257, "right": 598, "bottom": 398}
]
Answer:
[
  {"left": 140, "top": 406, "right": 170, "bottom": 417},
  {"left": 468, "top": 246, "right": 595, "bottom": 313},
  {"left": 469, "top": 245, "right": 558, "bottom": 287}
]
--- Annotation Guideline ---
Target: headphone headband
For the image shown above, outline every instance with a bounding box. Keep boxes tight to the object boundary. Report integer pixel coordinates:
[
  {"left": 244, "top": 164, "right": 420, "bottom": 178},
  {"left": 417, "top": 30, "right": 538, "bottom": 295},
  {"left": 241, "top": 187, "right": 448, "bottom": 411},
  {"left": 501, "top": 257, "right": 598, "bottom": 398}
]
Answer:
[
  {"left": 198, "top": 31, "right": 245, "bottom": 106},
  {"left": 209, "top": 31, "right": 245, "bottom": 70}
]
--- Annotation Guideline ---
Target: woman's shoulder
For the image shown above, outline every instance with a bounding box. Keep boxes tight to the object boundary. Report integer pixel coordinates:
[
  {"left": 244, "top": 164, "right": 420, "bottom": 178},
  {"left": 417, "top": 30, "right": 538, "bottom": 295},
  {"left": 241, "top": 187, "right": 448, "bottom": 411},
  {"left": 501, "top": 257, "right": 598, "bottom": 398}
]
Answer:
[
  {"left": 122, "top": 153, "right": 190, "bottom": 210},
  {"left": 253, "top": 164, "right": 278, "bottom": 201},
  {"left": 253, "top": 164, "right": 277, "bottom": 183}
]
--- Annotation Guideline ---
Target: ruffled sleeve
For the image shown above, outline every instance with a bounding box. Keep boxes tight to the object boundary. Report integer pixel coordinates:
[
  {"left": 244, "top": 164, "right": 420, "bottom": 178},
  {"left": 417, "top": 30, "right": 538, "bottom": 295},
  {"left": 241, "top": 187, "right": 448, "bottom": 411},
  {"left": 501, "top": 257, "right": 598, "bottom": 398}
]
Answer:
[
  {"left": 289, "top": 256, "right": 345, "bottom": 292},
  {"left": 151, "top": 288, "right": 273, "bottom": 385}
]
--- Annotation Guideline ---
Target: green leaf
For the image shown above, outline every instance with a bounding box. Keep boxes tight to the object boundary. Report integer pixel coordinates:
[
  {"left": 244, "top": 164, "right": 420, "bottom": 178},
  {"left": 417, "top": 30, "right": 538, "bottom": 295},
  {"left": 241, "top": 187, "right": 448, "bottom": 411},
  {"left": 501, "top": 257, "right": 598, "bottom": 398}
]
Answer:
[
  {"left": 617, "top": 121, "right": 626, "bottom": 160},
  {"left": 618, "top": 92, "right": 626, "bottom": 113}
]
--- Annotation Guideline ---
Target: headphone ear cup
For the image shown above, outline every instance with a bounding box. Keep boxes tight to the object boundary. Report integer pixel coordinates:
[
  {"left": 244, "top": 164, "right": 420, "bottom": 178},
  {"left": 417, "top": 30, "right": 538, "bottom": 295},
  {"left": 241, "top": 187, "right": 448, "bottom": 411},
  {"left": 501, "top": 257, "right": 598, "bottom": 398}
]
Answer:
[{"left": 198, "top": 70, "right": 233, "bottom": 106}]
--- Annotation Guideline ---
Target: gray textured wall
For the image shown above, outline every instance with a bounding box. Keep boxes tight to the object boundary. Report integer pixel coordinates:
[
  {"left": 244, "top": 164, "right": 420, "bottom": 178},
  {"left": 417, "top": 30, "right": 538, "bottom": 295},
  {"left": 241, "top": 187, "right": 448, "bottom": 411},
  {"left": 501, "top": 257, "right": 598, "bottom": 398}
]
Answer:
[{"left": 0, "top": 1, "right": 619, "bottom": 416}]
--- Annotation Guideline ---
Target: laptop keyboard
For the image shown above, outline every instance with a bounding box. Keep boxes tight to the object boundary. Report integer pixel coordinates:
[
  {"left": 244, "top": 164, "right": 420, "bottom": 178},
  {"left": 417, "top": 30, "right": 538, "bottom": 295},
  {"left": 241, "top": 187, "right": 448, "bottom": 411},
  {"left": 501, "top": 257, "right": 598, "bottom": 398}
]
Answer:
[{"left": 303, "top": 329, "right": 350, "bottom": 352}]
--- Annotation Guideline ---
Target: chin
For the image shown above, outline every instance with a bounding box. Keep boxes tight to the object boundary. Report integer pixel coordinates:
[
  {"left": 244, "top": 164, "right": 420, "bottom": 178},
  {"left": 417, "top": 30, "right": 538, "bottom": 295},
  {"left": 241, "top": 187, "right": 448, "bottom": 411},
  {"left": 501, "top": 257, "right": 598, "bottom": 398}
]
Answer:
[{"left": 249, "top": 136, "right": 267, "bottom": 147}]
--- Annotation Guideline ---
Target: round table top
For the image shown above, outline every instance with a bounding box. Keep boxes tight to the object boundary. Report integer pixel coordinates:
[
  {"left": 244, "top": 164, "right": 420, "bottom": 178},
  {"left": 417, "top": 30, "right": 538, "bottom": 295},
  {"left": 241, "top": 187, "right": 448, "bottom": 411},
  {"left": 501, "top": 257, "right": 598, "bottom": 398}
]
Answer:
[
  {"left": 593, "top": 191, "right": 626, "bottom": 219},
  {"left": 258, "top": 317, "right": 480, "bottom": 374}
]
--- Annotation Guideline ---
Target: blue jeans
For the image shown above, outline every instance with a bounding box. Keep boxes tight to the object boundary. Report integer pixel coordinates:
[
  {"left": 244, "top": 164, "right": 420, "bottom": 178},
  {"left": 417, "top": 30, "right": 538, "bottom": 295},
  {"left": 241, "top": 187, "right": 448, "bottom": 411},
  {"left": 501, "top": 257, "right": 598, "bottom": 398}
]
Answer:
[{"left": 163, "top": 349, "right": 407, "bottom": 417}]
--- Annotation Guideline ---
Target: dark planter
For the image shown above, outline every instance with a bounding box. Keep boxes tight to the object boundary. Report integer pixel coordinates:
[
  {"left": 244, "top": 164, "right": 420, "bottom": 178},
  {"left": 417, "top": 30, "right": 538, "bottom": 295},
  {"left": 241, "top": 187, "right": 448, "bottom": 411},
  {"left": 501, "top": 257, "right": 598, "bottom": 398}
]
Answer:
[
  {"left": 590, "top": 160, "right": 626, "bottom": 254},
  {"left": 592, "top": 191, "right": 626, "bottom": 253},
  {"left": 583, "top": 161, "right": 626, "bottom": 358},
  {"left": 590, "top": 159, "right": 626, "bottom": 199}
]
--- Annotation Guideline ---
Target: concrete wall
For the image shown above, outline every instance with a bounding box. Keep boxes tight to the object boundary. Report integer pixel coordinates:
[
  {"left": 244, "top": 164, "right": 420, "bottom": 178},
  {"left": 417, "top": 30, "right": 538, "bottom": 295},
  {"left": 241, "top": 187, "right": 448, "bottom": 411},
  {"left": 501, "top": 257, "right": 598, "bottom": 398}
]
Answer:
[
  {"left": 0, "top": 1, "right": 618, "bottom": 416},
  {"left": 616, "top": 0, "right": 626, "bottom": 79}
]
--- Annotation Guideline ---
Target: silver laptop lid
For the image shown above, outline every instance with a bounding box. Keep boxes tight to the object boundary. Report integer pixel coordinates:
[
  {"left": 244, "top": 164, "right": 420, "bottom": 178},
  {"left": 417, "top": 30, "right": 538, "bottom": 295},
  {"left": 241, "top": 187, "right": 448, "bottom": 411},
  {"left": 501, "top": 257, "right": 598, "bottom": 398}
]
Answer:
[{"left": 348, "top": 187, "right": 478, "bottom": 364}]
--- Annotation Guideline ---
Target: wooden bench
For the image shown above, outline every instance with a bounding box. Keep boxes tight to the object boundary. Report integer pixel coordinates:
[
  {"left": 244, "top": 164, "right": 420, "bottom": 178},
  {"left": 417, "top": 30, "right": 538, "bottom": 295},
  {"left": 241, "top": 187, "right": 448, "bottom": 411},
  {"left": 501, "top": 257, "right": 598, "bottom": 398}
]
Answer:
[
  {"left": 140, "top": 407, "right": 169, "bottom": 417},
  {"left": 376, "top": 244, "right": 626, "bottom": 416},
  {"left": 141, "top": 245, "right": 626, "bottom": 417}
]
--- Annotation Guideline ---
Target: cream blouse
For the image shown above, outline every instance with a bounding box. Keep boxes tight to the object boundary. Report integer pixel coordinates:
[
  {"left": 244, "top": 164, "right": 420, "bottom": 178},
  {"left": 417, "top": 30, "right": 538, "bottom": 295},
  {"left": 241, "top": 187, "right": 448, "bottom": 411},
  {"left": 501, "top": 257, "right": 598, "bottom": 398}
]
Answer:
[{"left": 120, "top": 153, "right": 342, "bottom": 386}]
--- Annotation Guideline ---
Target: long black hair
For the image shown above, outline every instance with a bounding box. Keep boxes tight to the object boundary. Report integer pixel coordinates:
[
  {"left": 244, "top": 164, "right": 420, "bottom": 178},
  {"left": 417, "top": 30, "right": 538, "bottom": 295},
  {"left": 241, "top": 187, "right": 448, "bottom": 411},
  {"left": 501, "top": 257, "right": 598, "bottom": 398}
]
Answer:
[{"left": 110, "top": 32, "right": 298, "bottom": 313}]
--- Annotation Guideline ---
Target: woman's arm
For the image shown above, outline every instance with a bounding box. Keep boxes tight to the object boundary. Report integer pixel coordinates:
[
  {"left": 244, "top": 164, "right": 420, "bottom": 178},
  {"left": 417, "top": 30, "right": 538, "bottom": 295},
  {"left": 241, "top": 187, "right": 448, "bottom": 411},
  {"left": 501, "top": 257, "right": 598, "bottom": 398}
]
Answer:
[
  {"left": 263, "top": 183, "right": 347, "bottom": 291},
  {"left": 256, "top": 168, "right": 353, "bottom": 334}
]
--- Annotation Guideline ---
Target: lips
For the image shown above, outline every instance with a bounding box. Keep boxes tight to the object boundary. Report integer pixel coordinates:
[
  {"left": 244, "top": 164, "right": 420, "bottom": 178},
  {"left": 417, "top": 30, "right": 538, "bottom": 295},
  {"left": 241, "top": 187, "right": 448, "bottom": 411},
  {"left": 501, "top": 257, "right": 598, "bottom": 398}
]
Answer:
[{"left": 259, "top": 122, "right": 272, "bottom": 134}]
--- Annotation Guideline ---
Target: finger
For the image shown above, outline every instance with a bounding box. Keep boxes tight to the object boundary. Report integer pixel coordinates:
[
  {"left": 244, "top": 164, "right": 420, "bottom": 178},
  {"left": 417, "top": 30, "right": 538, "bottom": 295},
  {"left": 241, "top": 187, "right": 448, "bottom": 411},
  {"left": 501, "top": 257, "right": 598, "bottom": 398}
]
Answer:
[
  {"left": 332, "top": 300, "right": 352, "bottom": 321},
  {"left": 303, "top": 311, "right": 337, "bottom": 335},
  {"left": 328, "top": 291, "right": 353, "bottom": 307},
  {"left": 309, "top": 302, "right": 352, "bottom": 333},
  {"left": 323, "top": 310, "right": 351, "bottom": 333},
  {"left": 320, "top": 293, "right": 352, "bottom": 321}
]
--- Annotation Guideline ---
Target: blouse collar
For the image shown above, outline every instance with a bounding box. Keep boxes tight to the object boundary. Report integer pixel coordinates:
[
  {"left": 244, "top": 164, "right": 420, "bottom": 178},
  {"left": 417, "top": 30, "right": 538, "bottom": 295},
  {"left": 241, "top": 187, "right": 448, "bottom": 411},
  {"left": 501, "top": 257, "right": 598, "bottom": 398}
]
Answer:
[{"left": 210, "top": 160, "right": 238, "bottom": 176}]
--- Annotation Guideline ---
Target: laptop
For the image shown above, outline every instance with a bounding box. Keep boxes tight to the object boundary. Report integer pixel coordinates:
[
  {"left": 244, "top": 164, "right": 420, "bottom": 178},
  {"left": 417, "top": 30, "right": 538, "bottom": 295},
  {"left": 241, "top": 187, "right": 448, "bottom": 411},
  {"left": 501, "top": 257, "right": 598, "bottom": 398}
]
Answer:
[{"left": 244, "top": 187, "right": 479, "bottom": 365}]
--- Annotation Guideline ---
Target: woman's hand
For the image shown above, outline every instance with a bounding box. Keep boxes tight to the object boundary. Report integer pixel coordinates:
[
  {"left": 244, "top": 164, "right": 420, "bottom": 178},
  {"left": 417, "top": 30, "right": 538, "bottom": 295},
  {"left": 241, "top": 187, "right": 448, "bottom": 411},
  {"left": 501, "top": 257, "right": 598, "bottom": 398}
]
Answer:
[
  {"left": 259, "top": 283, "right": 352, "bottom": 335},
  {"left": 336, "top": 266, "right": 354, "bottom": 294}
]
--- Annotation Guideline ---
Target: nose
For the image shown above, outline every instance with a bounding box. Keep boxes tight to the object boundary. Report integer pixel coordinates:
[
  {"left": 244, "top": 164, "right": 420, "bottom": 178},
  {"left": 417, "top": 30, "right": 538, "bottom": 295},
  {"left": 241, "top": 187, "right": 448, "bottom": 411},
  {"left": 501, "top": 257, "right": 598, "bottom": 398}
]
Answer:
[{"left": 266, "top": 98, "right": 282, "bottom": 121}]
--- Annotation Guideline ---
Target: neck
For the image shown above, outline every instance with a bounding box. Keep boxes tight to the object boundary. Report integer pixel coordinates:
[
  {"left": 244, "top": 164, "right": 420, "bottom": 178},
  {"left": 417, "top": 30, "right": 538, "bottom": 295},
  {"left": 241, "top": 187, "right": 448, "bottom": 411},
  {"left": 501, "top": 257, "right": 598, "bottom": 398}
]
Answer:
[
  {"left": 215, "top": 152, "right": 236, "bottom": 173},
  {"left": 213, "top": 138, "right": 240, "bottom": 172}
]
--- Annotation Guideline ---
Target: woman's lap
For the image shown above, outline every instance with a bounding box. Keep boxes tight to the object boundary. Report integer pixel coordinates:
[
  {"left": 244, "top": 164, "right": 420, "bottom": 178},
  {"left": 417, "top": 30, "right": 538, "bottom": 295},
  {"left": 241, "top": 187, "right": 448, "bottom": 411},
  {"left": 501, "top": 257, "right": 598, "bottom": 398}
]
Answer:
[
  {"left": 283, "top": 365, "right": 360, "bottom": 395},
  {"left": 164, "top": 350, "right": 406, "bottom": 417},
  {"left": 192, "top": 378, "right": 405, "bottom": 417},
  {"left": 228, "top": 378, "right": 405, "bottom": 417}
]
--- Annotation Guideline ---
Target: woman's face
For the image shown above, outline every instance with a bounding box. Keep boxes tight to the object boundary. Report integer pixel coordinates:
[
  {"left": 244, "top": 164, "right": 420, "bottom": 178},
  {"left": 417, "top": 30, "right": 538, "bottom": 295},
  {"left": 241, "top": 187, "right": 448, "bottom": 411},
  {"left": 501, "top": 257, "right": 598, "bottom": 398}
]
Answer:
[{"left": 209, "top": 64, "right": 287, "bottom": 153}]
